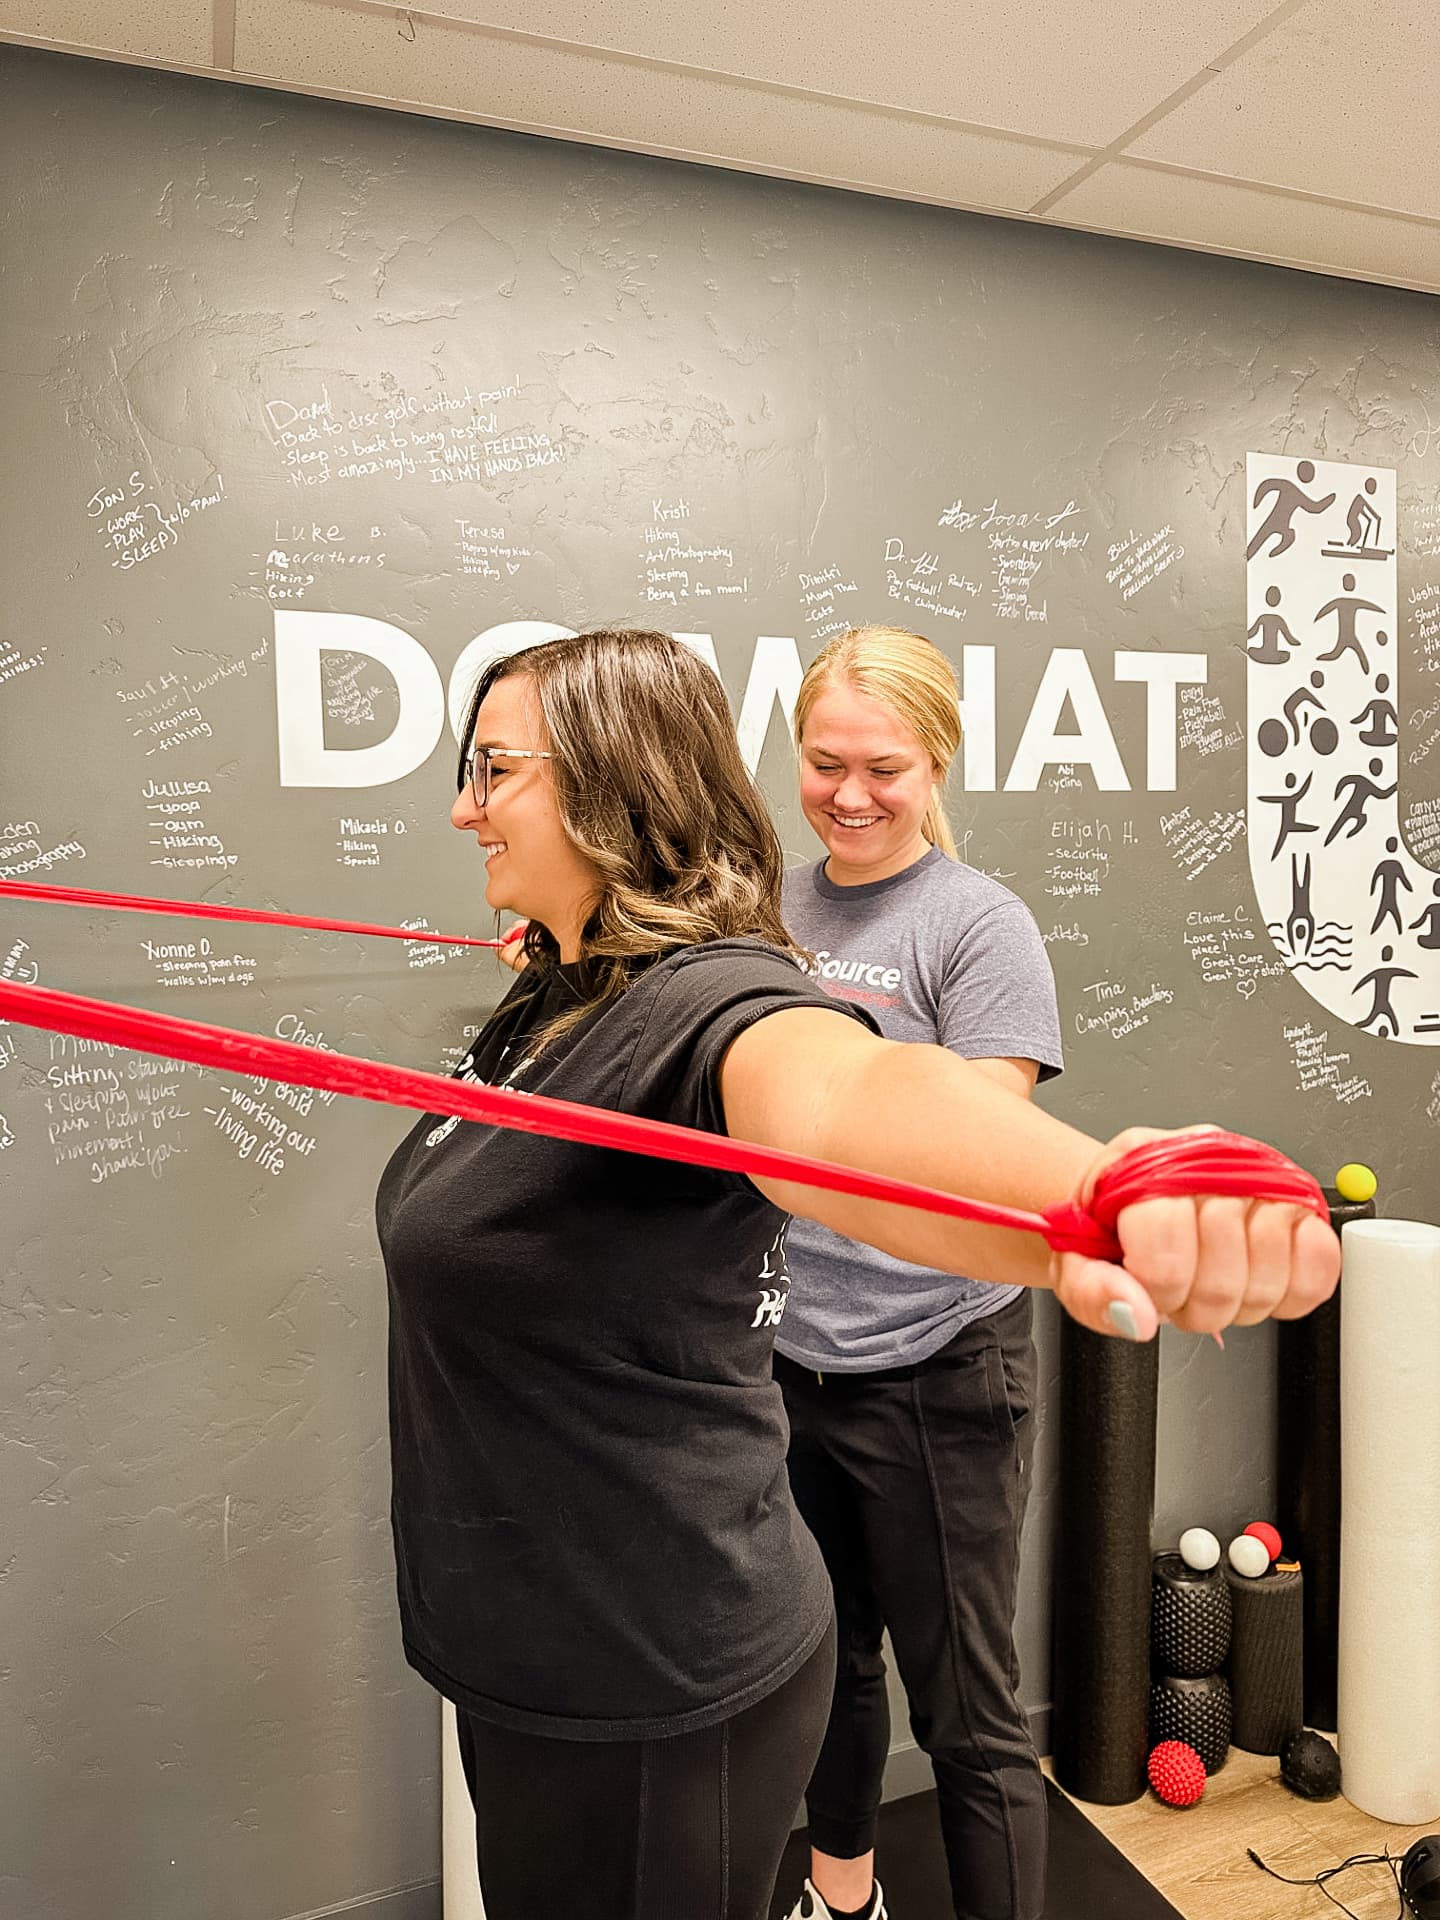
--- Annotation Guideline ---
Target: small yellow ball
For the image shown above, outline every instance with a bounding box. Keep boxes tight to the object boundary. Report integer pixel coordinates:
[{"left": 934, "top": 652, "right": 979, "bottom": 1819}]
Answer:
[{"left": 1335, "top": 1162, "right": 1377, "bottom": 1204}]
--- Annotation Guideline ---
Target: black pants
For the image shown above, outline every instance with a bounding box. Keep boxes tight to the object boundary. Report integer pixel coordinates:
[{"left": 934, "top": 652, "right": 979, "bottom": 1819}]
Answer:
[
  {"left": 775, "top": 1293, "right": 1043, "bottom": 1920},
  {"left": 454, "top": 1616, "right": 835, "bottom": 1920}
]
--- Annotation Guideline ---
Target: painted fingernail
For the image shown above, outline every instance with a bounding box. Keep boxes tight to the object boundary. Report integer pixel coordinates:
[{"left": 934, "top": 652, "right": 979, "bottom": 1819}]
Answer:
[{"left": 1107, "top": 1301, "right": 1141, "bottom": 1341}]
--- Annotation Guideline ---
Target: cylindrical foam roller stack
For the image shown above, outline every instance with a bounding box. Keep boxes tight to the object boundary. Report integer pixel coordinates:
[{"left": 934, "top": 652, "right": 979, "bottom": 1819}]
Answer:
[
  {"left": 1151, "top": 1553, "right": 1231, "bottom": 1678},
  {"left": 1150, "top": 1672, "right": 1231, "bottom": 1773},
  {"left": 1051, "top": 1321, "right": 1159, "bottom": 1804},
  {"left": 1226, "top": 1562, "right": 1303, "bottom": 1755},
  {"left": 1338, "top": 1219, "right": 1440, "bottom": 1822},
  {"left": 1276, "top": 1186, "right": 1373, "bottom": 1731}
]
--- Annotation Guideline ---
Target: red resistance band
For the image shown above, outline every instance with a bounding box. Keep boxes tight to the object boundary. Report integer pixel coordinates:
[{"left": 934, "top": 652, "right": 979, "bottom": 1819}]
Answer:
[
  {"left": 0, "top": 879, "right": 509, "bottom": 950},
  {"left": 0, "top": 978, "right": 1328, "bottom": 1265}
]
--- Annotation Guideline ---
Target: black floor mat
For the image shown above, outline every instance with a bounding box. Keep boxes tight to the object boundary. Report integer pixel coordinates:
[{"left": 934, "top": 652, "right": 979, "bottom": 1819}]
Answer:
[{"left": 769, "top": 1779, "right": 1183, "bottom": 1919}]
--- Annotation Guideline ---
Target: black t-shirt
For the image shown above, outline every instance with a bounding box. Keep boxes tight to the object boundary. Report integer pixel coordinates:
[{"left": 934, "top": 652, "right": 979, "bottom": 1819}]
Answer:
[{"left": 375, "top": 938, "right": 875, "bottom": 1740}]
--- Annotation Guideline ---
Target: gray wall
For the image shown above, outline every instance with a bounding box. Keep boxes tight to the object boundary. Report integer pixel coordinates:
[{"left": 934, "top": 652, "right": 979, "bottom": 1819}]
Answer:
[{"left": 2, "top": 42, "right": 1438, "bottom": 1920}]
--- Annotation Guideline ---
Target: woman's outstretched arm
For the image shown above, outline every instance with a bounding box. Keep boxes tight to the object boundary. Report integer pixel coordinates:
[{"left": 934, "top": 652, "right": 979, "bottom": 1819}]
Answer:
[{"left": 719, "top": 1006, "right": 1339, "bottom": 1340}]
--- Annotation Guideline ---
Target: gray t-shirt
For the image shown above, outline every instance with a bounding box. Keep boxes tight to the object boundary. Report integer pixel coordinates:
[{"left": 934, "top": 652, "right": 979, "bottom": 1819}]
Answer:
[{"left": 775, "top": 845, "right": 1064, "bottom": 1370}]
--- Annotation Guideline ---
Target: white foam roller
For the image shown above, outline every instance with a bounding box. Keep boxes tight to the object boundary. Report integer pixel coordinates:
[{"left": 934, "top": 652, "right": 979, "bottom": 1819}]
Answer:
[
  {"left": 442, "top": 1699, "right": 487, "bottom": 1918},
  {"left": 1338, "top": 1218, "right": 1440, "bottom": 1822}
]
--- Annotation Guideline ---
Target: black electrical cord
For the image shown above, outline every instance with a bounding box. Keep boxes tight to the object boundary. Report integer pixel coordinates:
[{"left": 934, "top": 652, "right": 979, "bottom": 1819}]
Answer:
[{"left": 1248, "top": 1845, "right": 1407, "bottom": 1920}]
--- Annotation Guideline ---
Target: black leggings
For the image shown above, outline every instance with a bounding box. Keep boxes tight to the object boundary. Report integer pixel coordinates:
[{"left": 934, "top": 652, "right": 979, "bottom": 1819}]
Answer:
[
  {"left": 454, "top": 1617, "right": 836, "bottom": 1920},
  {"left": 777, "top": 1292, "right": 1043, "bottom": 1920}
]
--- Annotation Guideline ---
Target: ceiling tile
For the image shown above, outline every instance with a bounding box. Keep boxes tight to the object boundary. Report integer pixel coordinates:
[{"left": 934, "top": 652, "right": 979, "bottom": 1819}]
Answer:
[
  {"left": 0, "top": 2, "right": 212, "bottom": 64},
  {"left": 1050, "top": 159, "right": 1440, "bottom": 295},
  {"left": 304, "top": 0, "right": 1279, "bottom": 149},
  {"left": 1128, "top": 0, "right": 1440, "bottom": 221},
  {"left": 234, "top": 0, "right": 1081, "bottom": 210}
]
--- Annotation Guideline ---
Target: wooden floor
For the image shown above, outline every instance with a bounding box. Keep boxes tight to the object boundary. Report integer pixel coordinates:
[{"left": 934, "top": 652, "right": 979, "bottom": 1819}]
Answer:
[{"left": 1046, "top": 1746, "right": 1434, "bottom": 1920}]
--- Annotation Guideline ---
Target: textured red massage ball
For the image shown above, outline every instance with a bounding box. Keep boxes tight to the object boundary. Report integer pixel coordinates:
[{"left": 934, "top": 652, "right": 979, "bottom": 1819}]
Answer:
[
  {"left": 1244, "top": 1520, "right": 1283, "bottom": 1563},
  {"left": 1147, "top": 1739, "right": 1206, "bottom": 1807}
]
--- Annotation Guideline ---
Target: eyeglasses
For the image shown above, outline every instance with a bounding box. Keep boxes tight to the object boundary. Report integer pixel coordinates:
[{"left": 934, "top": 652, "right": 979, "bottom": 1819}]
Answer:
[{"left": 463, "top": 745, "right": 554, "bottom": 807}]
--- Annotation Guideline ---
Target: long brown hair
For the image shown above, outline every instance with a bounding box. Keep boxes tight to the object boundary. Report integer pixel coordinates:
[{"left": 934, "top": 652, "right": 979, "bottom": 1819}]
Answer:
[
  {"left": 793, "top": 625, "right": 962, "bottom": 856},
  {"left": 458, "top": 628, "right": 801, "bottom": 1035}
]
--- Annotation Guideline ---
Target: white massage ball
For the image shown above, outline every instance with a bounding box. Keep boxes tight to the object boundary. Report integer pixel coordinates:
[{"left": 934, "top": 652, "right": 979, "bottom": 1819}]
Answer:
[
  {"left": 1227, "top": 1532, "right": 1270, "bottom": 1578},
  {"left": 1178, "top": 1527, "right": 1221, "bottom": 1571}
]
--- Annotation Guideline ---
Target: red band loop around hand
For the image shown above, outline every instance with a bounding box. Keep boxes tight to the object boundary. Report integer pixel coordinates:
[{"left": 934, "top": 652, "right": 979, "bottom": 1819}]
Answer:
[{"left": 1043, "top": 1132, "right": 1329, "bottom": 1263}]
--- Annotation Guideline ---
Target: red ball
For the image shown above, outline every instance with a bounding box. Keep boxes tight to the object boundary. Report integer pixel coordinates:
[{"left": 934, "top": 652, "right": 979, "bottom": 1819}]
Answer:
[
  {"left": 1148, "top": 1739, "right": 1206, "bottom": 1807},
  {"left": 1245, "top": 1521, "right": 1283, "bottom": 1563}
]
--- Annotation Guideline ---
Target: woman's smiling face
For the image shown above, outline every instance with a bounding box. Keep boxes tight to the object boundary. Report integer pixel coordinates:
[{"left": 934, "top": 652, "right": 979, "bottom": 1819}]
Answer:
[
  {"left": 798, "top": 681, "right": 938, "bottom": 886},
  {"left": 451, "top": 671, "right": 599, "bottom": 959}
]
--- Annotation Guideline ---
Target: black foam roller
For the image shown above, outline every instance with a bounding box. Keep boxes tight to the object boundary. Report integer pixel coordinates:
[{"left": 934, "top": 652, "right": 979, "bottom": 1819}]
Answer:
[
  {"left": 1051, "top": 1320, "right": 1159, "bottom": 1804},
  {"left": 1275, "top": 1187, "right": 1373, "bottom": 1731},
  {"left": 1227, "top": 1562, "right": 1304, "bottom": 1755},
  {"left": 1150, "top": 1672, "right": 1231, "bottom": 1773},
  {"left": 1151, "top": 1553, "right": 1231, "bottom": 1677}
]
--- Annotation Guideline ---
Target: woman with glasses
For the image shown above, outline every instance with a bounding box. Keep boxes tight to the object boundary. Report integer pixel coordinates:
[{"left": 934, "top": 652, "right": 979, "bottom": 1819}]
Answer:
[{"left": 375, "top": 626, "right": 1337, "bottom": 1920}]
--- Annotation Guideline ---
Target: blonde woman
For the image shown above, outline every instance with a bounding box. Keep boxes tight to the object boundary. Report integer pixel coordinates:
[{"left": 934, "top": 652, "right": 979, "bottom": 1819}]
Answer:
[
  {"left": 377, "top": 627, "right": 1335, "bottom": 1920},
  {"left": 777, "top": 627, "right": 1058, "bottom": 1920}
]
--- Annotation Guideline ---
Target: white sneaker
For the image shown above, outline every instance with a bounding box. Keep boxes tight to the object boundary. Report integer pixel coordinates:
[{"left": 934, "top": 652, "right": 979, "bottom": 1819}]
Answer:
[{"left": 783, "top": 1878, "right": 888, "bottom": 1920}]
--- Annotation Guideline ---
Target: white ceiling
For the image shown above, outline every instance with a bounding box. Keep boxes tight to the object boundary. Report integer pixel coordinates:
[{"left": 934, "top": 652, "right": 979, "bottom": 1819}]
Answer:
[{"left": 5, "top": 0, "right": 1440, "bottom": 297}]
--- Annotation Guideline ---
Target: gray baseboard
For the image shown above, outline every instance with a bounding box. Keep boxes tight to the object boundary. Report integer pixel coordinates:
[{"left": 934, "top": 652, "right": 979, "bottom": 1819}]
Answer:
[
  {"left": 283, "top": 1881, "right": 441, "bottom": 1920},
  {"left": 879, "top": 1738, "right": 934, "bottom": 1803}
]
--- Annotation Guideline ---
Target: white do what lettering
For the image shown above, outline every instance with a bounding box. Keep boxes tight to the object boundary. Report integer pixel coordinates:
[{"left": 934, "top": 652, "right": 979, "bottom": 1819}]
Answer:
[{"left": 272, "top": 611, "right": 1207, "bottom": 792}]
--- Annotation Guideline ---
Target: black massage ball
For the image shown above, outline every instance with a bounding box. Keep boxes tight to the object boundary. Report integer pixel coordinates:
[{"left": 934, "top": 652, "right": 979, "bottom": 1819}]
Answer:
[{"left": 1278, "top": 1728, "right": 1341, "bottom": 1800}]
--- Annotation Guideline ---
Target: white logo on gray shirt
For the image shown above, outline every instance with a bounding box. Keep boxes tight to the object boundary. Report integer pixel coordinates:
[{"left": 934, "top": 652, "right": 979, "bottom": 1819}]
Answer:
[{"left": 805, "top": 949, "right": 903, "bottom": 991}]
